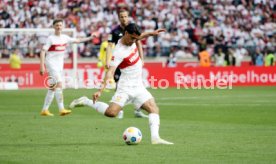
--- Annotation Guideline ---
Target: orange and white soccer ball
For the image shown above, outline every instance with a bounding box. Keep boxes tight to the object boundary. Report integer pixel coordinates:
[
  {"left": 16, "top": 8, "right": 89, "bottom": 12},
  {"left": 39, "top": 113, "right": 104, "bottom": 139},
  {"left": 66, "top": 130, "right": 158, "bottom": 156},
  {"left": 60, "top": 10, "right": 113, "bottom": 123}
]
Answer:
[{"left": 123, "top": 127, "right": 142, "bottom": 145}]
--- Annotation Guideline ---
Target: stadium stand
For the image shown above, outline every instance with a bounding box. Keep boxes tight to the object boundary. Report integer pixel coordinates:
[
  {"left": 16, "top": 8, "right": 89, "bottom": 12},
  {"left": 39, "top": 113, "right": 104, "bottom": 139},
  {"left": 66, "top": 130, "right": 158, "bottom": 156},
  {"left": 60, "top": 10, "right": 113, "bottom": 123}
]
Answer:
[{"left": 0, "top": 0, "right": 275, "bottom": 66}]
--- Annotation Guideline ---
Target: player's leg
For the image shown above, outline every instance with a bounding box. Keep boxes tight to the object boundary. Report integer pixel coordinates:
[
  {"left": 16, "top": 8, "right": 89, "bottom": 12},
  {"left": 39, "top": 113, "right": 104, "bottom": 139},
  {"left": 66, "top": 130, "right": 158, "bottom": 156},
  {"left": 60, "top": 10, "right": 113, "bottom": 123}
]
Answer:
[
  {"left": 69, "top": 96, "right": 124, "bottom": 119},
  {"left": 134, "top": 89, "right": 173, "bottom": 144},
  {"left": 134, "top": 108, "right": 148, "bottom": 118},
  {"left": 70, "top": 97, "right": 122, "bottom": 117},
  {"left": 51, "top": 72, "right": 71, "bottom": 116},
  {"left": 69, "top": 91, "right": 127, "bottom": 118},
  {"left": 54, "top": 82, "right": 71, "bottom": 116},
  {"left": 41, "top": 83, "right": 55, "bottom": 116},
  {"left": 141, "top": 98, "right": 173, "bottom": 145}
]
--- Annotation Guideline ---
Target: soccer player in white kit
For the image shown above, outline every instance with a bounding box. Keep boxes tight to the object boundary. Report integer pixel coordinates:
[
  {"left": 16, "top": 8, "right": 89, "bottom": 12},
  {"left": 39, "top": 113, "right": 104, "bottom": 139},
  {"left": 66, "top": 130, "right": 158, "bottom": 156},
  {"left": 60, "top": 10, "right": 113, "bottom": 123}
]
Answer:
[
  {"left": 40, "top": 19, "right": 95, "bottom": 116},
  {"left": 70, "top": 23, "right": 173, "bottom": 145}
]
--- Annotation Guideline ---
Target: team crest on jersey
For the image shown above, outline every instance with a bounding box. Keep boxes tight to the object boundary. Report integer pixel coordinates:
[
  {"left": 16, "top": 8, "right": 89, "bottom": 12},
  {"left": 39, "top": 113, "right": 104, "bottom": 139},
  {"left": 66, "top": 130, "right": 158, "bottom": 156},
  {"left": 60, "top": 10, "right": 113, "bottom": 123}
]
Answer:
[{"left": 115, "top": 96, "right": 122, "bottom": 102}]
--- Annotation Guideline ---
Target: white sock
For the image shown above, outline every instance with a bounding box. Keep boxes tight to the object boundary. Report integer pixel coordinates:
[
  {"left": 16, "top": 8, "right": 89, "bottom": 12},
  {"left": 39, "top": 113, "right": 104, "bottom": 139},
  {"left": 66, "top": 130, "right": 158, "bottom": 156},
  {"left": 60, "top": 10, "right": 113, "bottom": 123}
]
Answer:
[
  {"left": 117, "top": 110, "right": 124, "bottom": 119},
  {"left": 42, "top": 90, "right": 55, "bottom": 111},
  {"left": 84, "top": 99, "right": 108, "bottom": 115},
  {"left": 55, "top": 88, "right": 64, "bottom": 111},
  {"left": 149, "top": 113, "right": 160, "bottom": 140}
]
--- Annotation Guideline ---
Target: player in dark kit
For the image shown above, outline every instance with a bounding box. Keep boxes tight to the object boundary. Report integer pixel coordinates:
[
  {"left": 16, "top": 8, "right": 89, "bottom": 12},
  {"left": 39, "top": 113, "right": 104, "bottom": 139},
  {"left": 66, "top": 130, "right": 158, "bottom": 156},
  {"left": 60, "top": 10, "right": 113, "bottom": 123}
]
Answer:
[
  {"left": 106, "top": 9, "right": 148, "bottom": 119},
  {"left": 107, "top": 23, "right": 124, "bottom": 83}
]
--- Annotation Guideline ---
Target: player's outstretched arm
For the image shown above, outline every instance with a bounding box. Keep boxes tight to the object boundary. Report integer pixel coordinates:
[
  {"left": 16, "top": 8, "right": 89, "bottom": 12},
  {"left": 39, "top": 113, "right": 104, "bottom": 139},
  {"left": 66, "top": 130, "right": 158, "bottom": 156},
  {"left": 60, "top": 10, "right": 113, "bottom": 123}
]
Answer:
[
  {"left": 93, "top": 66, "right": 116, "bottom": 103},
  {"left": 137, "top": 29, "right": 166, "bottom": 40},
  {"left": 74, "top": 33, "right": 98, "bottom": 44}
]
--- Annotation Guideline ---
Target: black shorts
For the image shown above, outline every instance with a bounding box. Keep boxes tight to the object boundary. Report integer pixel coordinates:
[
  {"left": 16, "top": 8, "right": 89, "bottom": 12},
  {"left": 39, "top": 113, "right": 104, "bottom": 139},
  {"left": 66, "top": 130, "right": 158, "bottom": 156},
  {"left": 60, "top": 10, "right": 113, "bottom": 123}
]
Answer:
[{"left": 114, "top": 68, "right": 121, "bottom": 82}]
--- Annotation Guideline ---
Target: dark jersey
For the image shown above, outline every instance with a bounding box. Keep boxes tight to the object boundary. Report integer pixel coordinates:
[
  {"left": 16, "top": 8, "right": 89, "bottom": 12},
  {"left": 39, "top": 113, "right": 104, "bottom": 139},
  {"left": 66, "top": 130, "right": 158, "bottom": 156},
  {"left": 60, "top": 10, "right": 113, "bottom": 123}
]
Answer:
[
  {"left": 108, "top": 25, "right": 125, "bottom": 82},
  {"left": 108, "top": 25, "right": 124, "bottom": 44}
]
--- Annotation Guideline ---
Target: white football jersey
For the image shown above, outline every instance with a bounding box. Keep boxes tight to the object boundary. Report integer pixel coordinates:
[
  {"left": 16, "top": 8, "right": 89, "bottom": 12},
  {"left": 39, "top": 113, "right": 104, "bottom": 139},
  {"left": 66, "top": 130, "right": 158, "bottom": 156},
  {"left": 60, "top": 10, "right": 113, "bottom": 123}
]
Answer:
[
  {"left": 110, "top": 39, "right": 143, "bottom": 89},
  {"left": 43, "top": 34, "right": 76, "bottom": 72}
]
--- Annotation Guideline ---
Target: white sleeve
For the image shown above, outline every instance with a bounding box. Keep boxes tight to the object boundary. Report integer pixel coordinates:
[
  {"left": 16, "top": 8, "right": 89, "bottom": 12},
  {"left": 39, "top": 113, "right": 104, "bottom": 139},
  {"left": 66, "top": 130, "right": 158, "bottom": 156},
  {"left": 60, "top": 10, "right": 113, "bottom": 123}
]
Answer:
[
  {"left": 110, "top": 47, "right": 123, "bottom": 67},
  {"left": 42, "top": 36, "right": 52, "bottom": 51},
  {"left": 65, "top": 35, "right": 77, "bottom": 44}
]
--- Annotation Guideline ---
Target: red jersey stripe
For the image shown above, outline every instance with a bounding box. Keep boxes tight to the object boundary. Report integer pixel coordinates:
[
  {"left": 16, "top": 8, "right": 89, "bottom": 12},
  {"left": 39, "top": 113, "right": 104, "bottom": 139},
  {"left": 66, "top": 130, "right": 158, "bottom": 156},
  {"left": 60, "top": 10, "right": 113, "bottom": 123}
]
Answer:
[
  {"left": 48, "top": 44, "right": 67, "bottom": 52},
  {"left": 118, "top": 48, "right": 139, "bottom": 69}
]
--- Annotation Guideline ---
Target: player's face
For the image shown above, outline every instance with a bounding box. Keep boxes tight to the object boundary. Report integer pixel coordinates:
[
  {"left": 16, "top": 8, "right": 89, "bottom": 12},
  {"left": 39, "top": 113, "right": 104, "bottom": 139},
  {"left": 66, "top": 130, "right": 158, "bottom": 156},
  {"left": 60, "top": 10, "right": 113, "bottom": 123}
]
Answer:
[
  {"left": 124, "top": 32, "right": 139, "bottom": 46},
  {"left": 119, "top": 11, "right": 129, "bottom": 27},
  {"left": 54, "top": 22, "right": 63, "bottom": 33}
]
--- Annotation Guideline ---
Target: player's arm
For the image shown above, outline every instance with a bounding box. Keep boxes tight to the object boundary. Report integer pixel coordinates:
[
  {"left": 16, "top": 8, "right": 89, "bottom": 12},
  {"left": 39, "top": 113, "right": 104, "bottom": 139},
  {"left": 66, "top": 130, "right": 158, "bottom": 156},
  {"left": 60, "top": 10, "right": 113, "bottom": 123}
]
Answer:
[
  {"left": 73, "top": 33, "right": 97, "bottom": 44},
  {"left": 93, "top": 66, "right": 116, "bottom": 103},
  {"left": 135, "top": 40, "right": 144, "bottom": 65},
  {"left": 39, "top": 49, "right": 47, "bottom": 75},
  {"left": 137, "top": 29, "right": 166, "bottom": 40},
  {"left": 106, "top": 42, "right": 114, "bottom": 69},
  {"left": 39, "top": 44, "right": 49, "bottom": 75}
]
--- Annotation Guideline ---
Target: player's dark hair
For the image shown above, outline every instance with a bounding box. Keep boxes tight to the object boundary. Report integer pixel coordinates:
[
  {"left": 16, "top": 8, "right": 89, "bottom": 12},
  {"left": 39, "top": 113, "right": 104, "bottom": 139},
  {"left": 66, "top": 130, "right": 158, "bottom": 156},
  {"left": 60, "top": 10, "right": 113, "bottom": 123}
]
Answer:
[
  {"left": 53, "top": 19, "right": 63, "bottom": 25},
  {"left": 125, "top": 23, "right": 141, "bottom": 36},
  {"left": 117, "top": 6, "right": 129, "bottom": 15}
]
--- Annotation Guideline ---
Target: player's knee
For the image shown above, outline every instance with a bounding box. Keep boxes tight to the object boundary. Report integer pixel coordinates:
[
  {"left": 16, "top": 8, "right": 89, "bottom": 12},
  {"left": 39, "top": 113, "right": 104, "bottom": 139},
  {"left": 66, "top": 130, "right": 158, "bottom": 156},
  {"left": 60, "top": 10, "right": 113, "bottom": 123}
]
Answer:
[
  {"left": 56, "top": 82, "right": 62, "bottom": 88},
  {"left": 48, "top": 82, "right": 62, "bottom": 90},
  {"left": 142, "top": 99, "right": 159, "bottom": 114},
  {"left": 105, "top": 109, "right": 118, "bottom": 117},
  {"left": 148, "top": 106, "right": 159, "bottom": 114},
  {"left": 48, "top": 84, "right": 56, "bottom": 90}
]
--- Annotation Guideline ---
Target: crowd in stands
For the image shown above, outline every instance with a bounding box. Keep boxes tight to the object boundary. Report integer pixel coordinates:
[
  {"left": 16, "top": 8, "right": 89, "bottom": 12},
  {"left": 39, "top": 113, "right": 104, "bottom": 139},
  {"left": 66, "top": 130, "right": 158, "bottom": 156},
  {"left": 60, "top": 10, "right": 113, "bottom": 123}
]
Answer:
[{"left": 0, "top": 0, "right": 275, "bottom": 66}]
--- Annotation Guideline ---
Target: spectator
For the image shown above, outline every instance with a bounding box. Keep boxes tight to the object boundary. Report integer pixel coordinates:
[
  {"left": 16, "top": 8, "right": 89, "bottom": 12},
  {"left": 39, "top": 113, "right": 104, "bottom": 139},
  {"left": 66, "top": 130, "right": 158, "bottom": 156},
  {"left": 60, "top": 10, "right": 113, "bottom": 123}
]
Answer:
[
  {"left": 214, "top": 47, "right": 225, "bottom": 66},
  {"left": 0, "top": 0, "right": 275, "bottom": 62},
  {"left": 9, "top": 49, "right": 21, "bottom": 69},
  {"left": 265, "top": 50, "right": 275, "bottom": 66},
  {"left": 255, "top": 48, "right": 264, "bottom": 66},
  {"left": 198, "top": 47, "right": 211, "bottom": 67},
  {"left": 166, "top": 53, "right": 177, "bottom": 68},
  {"left": 233, "top": 44, "right": 248, "bottom": 66}
]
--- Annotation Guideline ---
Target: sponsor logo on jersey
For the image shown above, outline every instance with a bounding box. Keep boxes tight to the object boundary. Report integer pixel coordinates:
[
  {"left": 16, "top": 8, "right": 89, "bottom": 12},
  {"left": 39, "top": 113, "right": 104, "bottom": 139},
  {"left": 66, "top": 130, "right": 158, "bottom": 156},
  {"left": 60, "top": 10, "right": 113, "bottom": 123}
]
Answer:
[
  {"left": 118, "top": 48, "right": 139, "bottom": 69},
  {"left": 48, "top": 44, "right": 67, "bottom": 52}
]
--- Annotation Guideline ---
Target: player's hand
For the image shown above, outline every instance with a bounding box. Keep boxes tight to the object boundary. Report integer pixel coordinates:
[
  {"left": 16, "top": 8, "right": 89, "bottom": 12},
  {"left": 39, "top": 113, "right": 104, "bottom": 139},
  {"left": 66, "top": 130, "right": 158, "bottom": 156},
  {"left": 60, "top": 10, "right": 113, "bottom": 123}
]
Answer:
[
  {"left": 105, "top": 61, "right": 110, "bottom": 69},
  {"left": 91, "top": 32, "right": 98, "bottom": 38},
  {"left": 141, "top": 60, "right": 144, "bottom": 66},
  {"left": 93, "top": 91, "right": 102, "bottom": 104},
  {"left": 40, "top": 66, "right": 45, "bottom": 76},
  {"left": 152, "top": 29, "right": 166, "bottom": 35}
]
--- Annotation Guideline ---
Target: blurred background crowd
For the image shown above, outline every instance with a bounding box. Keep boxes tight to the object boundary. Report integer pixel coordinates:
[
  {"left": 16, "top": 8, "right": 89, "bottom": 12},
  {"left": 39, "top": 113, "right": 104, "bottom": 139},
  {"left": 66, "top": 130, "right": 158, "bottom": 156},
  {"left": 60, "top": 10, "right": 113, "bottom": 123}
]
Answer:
[{"left": 0, "top": 0, "right": 275, "bottom": 67}]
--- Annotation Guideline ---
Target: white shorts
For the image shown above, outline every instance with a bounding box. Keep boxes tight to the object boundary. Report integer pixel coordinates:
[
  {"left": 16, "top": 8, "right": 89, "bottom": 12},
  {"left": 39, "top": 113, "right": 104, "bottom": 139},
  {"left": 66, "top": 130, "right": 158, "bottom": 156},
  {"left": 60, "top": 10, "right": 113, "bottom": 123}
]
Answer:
[
  {"left": 110, "top": 87, "right": 153, "bottom": 109},
  {"left": 47, "top": 67, "right": 63, "bottom": 84}
]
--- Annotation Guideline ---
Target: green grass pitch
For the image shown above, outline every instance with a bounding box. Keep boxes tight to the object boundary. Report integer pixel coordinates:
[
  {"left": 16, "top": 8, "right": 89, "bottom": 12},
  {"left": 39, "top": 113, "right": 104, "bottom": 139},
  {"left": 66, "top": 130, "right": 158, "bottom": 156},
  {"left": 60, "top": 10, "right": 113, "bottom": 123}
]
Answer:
[{"left": 0, "top": 87, "right": 276, "bottom": 163}]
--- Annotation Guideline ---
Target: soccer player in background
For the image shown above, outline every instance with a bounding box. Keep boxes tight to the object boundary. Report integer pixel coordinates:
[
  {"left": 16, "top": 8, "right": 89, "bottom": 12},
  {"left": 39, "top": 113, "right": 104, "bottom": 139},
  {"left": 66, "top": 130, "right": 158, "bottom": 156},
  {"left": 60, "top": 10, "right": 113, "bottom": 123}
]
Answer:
[
  {"left": 70, "top": 23, "right": 173, "bottom": 145},
  {"left": 39, "top": 19, "right": 95, "bottom": 116}
]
